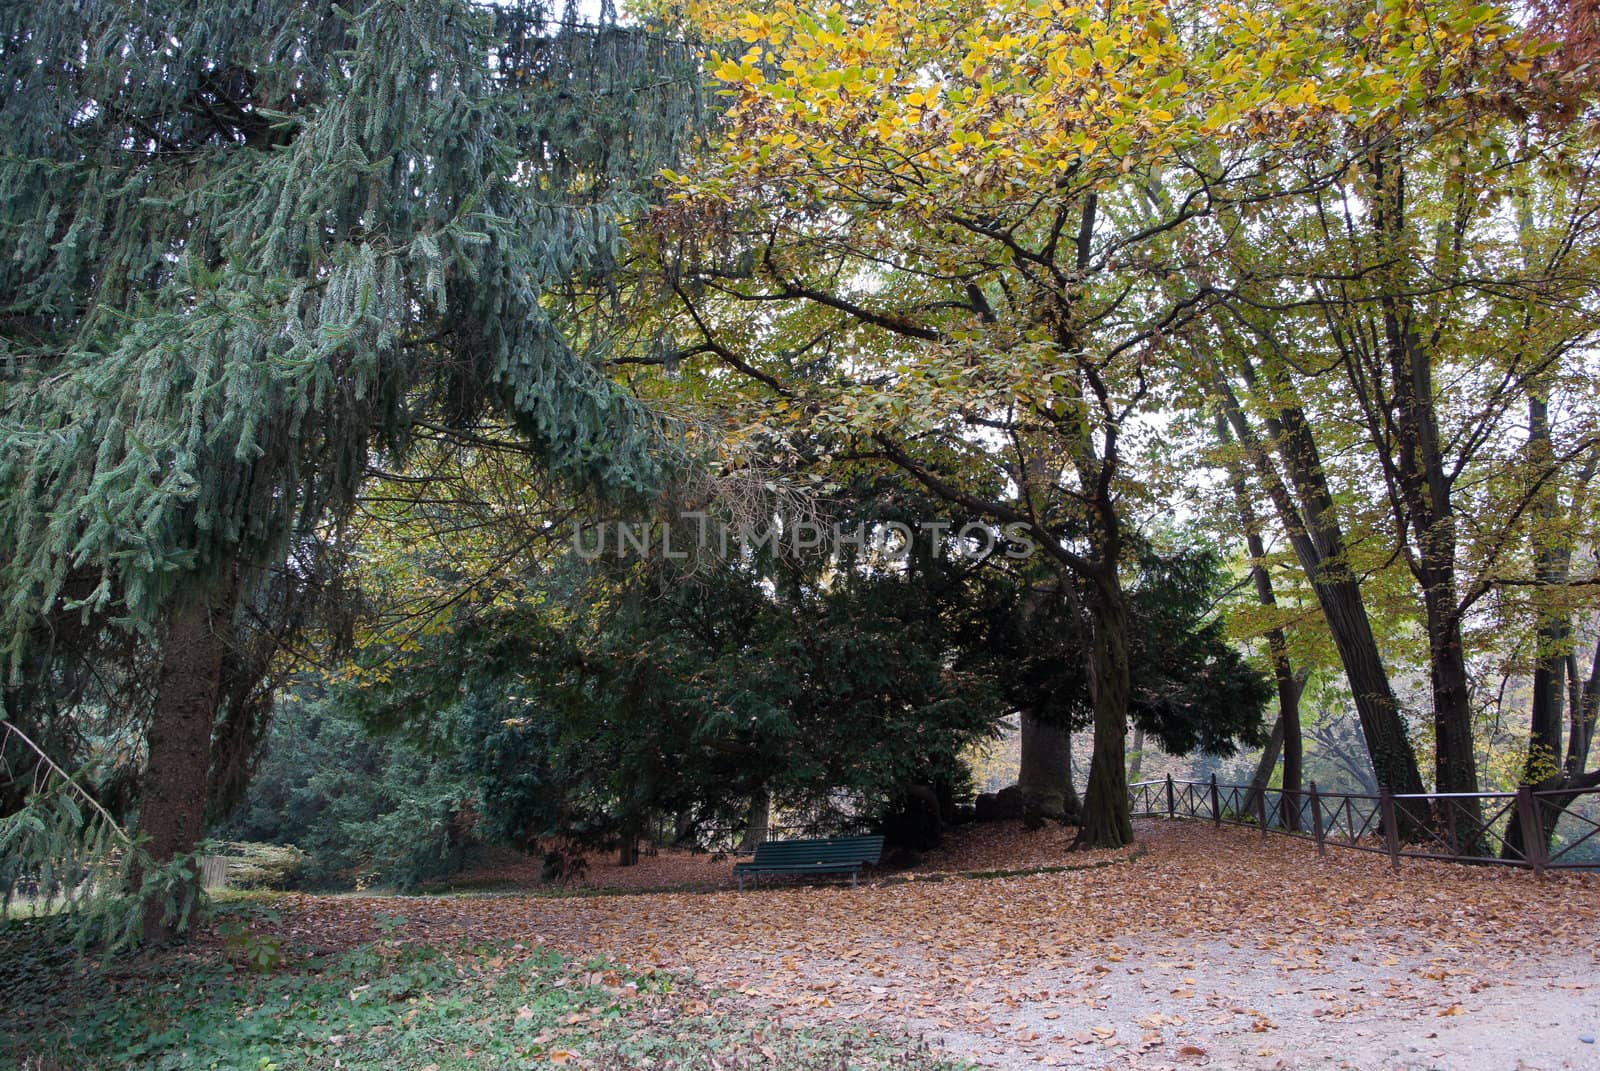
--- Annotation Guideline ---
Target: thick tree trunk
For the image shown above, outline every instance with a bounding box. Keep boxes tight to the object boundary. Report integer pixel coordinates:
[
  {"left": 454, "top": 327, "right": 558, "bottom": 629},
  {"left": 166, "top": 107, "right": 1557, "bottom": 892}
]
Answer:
[
  {"left": 738, "top": 790, "right": 770, "bottom": 852},
  {"left": 138, "top": 588, "right": 232, "bottom": 943},
  {"left": 1364, "top": 148, "right": 1482, "bottom": 843},
  {"left": 1309, "top": 573, "right": 1425, "bottom": 797},
  {"left": 1568, "top": 641, "right": 1600, "bottom": 777},
  {"left": 1019, "top": 709, "right": 1080, "bottom": 826},
  {"left": 1421, "top": 581, "right": 1479, "bottom": 797},
  {"left": 1380, "top": 308, "right": 1481, "bottom": 834},
  {"left": 1243, "top": 666, "right": 1307, "bottom": 831},
  {"left": 1421, "top": 586, "right": 1483, "bottom": 850},
  {"left": 1528, "top": 627, "right": 1570, "bottom": 782},
  {"left": 1074, "top": 573, "right": 1133, "bottom": 850},
  {"left": 1524, "top": 609, "right": 1569, "bottom": 789},
  {"left": 617, "top": 828, "right": 640, "bottom": 867}
]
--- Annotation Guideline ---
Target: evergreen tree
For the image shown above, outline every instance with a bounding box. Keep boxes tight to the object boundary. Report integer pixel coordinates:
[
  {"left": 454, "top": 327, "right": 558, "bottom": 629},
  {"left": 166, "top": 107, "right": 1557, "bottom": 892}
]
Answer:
[
  {"left": 0, "top": 0, "right": 701, "bottom": 938},
  {"left": 970, "top": 542, "right": 1274, "bottom": 767},
  {"left": 345, "top": 502, "right": 1006, "bottom": 862}
]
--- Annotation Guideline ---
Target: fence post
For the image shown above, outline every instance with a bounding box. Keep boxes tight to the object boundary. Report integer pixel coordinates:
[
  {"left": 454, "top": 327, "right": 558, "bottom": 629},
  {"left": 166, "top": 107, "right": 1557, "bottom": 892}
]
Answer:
[
  {"left": 1379, "top": 788, "right": 1401, "bottom": 870},
  {"left": 1209, "top": 773, "right": 1221, "bottom": 827},
  {"left": 1309, "top": 782, "right": 1326, "bottom": 857},
  {"left": 1255, "top": 782, "right": 1269, "bottom": 835},
  {"left": 1514, "top": 786, "right": 1548, "bottom": 877},
  {"left": 1165, "top": 774, "right": 1176, "bottom": 819}
]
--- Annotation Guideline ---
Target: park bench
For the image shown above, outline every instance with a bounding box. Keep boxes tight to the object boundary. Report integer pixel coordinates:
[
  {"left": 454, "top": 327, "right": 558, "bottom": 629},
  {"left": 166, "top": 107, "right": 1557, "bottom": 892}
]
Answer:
[{"left": 733, "top": 834, "right": 884, "bottom": 891}]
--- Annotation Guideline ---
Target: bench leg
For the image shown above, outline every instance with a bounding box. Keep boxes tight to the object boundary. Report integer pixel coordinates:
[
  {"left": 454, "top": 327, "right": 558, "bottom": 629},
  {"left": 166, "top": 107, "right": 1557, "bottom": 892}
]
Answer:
[{"left": 851, "top": 870, "right": 857, "bottom": 888}]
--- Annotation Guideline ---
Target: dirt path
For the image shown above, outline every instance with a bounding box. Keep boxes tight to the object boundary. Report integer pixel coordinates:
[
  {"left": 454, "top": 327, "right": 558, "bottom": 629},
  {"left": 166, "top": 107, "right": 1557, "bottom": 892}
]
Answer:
[
  {"left": 271, "top": 821, "right": 1600, "bottom": 1070},
  {"left": 911, "top": 939, "right": 1598, "bottom": 1070}
]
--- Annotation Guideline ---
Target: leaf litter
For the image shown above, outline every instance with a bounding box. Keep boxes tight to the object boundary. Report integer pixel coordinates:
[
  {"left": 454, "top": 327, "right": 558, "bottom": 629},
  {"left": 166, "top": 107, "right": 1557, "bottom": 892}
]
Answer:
[{"left": 255, "top": 821, "right": 1600, "bottom": 1070}]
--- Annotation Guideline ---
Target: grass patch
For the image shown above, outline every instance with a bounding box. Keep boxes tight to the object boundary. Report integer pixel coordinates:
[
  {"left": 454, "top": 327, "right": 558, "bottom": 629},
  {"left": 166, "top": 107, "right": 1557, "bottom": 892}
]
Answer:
[{"left": 1, "top": 906, "right": 964, "bottom": 1071}]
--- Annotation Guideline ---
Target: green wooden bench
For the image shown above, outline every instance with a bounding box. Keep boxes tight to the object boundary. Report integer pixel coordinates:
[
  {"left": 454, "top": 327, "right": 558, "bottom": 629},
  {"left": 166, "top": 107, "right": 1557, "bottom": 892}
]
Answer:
[{"left": 733, "top": 835, "right": 884, "bottom": 891}]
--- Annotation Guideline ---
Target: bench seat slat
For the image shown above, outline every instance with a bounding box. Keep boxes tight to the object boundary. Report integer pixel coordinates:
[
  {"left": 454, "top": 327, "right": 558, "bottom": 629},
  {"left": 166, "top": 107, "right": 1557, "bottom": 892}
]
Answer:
[
  {"left": 733, "top": 862, "right": 863, "bottom": 873},
  {"left": 744, "top": 848, "right": 880, "bottom": 861}
]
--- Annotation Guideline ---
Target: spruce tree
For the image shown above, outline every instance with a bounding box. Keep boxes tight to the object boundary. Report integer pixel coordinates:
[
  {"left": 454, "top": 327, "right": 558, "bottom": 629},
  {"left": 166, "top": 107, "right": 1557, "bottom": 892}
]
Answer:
[{"left": 0, "top": 0, "right": 700, "bottom": 938}]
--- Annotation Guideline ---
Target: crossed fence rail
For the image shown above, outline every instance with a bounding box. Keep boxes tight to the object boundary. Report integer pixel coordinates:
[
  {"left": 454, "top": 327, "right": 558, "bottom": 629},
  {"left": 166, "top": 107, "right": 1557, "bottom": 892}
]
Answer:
[{"left": 1129, "top": 776, "right": 1600, "bottom": 873}]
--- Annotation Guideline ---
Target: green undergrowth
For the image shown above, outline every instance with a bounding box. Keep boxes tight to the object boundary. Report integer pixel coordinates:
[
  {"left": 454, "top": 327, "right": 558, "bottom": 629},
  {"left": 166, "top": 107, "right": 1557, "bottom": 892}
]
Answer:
[{"left": 0, "top": 905, "right": 965, "bottom": 1071}]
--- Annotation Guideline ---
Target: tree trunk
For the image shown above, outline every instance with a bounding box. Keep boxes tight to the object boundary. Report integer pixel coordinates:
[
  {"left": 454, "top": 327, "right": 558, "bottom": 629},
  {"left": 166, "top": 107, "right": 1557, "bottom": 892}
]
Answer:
[
  {"left": 138, "top": 588, "right": 232, "bottom": 943},
  {"left": 1419, "top": 592, "right": 1483, "bottom": 851},
  {"left": 1242, "top": 670, "right": 1305, "bottom": 832},
  {"left": 1218, "top": 410, "right": 1306, "bottom": 830},
  {"left": 1314, "top": 578, "right": 1426, "bottom": 800},
  {"left": 1280, "top": 659, "right": 1304, "bottom": 831},
  {"left": 1523, "top": 393, "right": 1574, "bottom": 787},
  {"left": 1214, "top": 375, "right": 1426, "bottom": 805},
  {"left": 1074, "top": 571, "right": 1133, "bottom": 850},
  {"left": 1378, "top": 290, "right": 1481, "bottom": 837},
  {"left": 1019, "top": 709, "right": 1080, "bottom": 826},
  {"left": 1244, "top": 715, "right": 1284, "bottom": 815},
  {"left": 673, "top": 810, "right": 695, "bottom": 846},
  {"left": 1127, "top": 725, "right": 1145, "bottom": 784},
  {"left": 738, "top": 790, "right": 770, "bottom": 852},
  {"left": 1568, "top": 641, "right": 1600, "bottom": 777},
  {"left": 1505, "top": 635, "right": 1600, "bottom": 860},
  {"left": 1526, "top": 616, "right": 1569, "bottom": 783},
  {"left": 1360, "top": 146, "right": 1484, "bottom": 844},
  {"left": 617, "top": 828, "right": 639, "bottom": 867},
  {"left": 1422, "top": 578, "right": 1481, "bottom": 800}
]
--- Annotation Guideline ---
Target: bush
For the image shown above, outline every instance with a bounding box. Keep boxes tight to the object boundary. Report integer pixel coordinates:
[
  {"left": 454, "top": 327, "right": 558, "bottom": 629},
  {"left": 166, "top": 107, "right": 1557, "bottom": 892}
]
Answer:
[
  {"left": 215, "top": 690, "right": 477, "bottom": 890},
  {"left": 214, "top": 842, "right": 306, "bottom": 890}
]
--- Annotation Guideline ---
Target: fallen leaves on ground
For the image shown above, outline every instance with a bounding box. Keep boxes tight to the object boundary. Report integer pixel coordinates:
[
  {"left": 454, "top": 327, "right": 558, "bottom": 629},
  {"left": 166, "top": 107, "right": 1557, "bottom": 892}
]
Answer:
[{"left": 255, "top": 821, "right": 1600, "bottom": 1070}]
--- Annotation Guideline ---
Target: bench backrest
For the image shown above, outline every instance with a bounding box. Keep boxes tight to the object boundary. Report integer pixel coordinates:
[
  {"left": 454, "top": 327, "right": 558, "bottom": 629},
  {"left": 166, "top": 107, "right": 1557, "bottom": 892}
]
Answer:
[{"left": 749, "top": 835, "right": 884, "bottom": 866}]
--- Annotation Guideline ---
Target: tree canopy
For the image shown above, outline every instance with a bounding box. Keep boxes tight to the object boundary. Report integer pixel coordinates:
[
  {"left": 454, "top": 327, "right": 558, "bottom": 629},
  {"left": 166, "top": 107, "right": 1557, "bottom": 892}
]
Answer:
[
  {"left": 0, "top": 0, "right": 703, "bottom": 936},
  {"left": 4, "top": 0, "right": 1600, "bottom": 948}
]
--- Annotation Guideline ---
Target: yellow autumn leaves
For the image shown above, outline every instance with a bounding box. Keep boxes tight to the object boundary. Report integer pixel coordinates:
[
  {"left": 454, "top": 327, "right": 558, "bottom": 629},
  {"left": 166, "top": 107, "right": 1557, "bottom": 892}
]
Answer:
[{"left": 682, "top": 0, "right": 1538, "bottom": 213}]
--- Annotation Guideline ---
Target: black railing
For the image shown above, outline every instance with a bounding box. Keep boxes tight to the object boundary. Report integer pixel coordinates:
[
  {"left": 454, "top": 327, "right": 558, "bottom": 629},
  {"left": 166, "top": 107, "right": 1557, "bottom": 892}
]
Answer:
[{"left": 1129, "top": 775, "right": 1600, "bottom": 873}]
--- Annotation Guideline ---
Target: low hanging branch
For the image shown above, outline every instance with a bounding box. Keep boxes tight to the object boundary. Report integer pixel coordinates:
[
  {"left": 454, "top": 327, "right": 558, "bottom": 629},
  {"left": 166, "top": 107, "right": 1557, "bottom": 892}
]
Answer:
[
  {"left": 1, "top": 720, "right": 203, "bottom": 954},
  {"left": 2, "top": 720, "right": 134, "bottom": 845}
]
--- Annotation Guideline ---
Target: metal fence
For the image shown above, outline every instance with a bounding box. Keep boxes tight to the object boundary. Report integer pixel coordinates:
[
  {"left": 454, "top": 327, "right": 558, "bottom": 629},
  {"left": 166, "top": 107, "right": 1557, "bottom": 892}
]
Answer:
[{"left": 1129, "top": 776, "right": 1600, "bottom": 874}]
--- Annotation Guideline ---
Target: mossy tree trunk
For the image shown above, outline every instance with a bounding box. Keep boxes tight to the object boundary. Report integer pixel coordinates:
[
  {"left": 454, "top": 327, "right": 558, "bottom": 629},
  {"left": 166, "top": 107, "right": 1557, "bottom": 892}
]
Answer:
[{"left": 1019, "top": 709, "right": 1080, "bottom": 826}]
